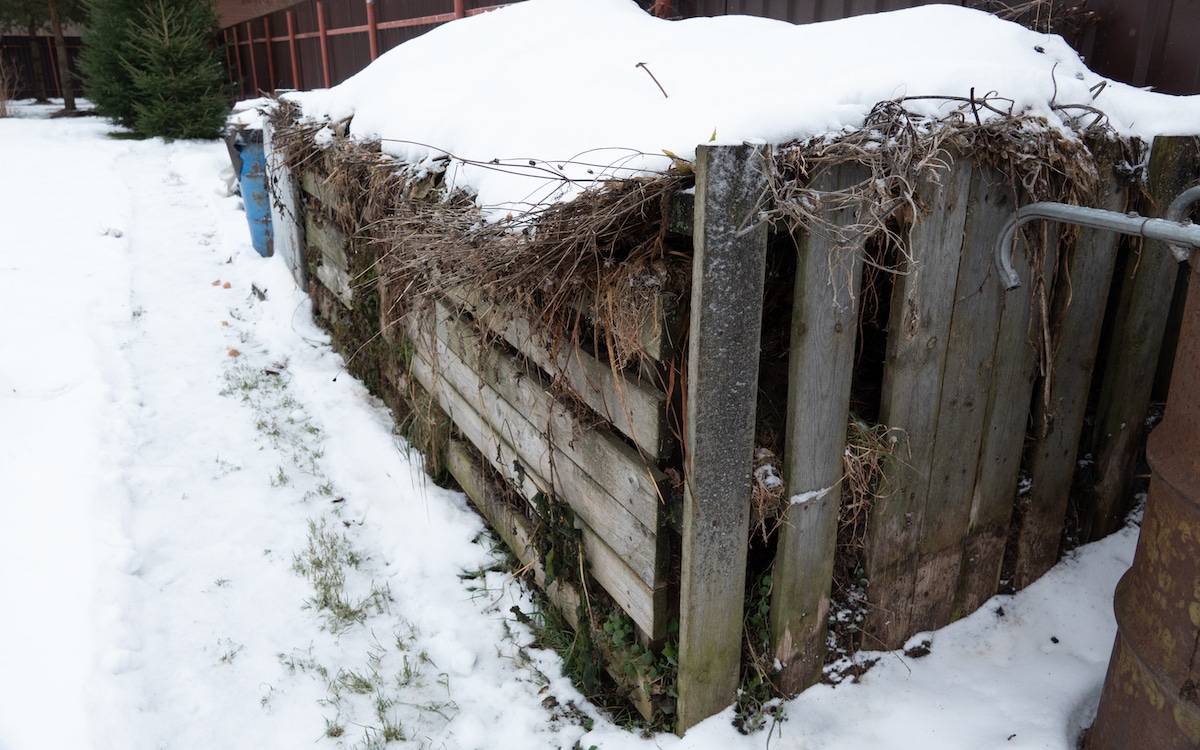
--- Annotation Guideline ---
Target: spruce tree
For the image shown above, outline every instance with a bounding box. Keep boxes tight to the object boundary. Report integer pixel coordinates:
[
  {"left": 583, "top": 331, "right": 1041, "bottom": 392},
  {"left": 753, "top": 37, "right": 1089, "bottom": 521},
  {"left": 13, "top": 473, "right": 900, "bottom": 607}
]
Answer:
[
  {"left": 122, "top": 0, "right": 228, "bottom": 139},
  {"left": 80, "top": 0, "right": 229, "bottom": 138},
  {"left": 78, "top": 0, "right": 144, "bottom": 127}
]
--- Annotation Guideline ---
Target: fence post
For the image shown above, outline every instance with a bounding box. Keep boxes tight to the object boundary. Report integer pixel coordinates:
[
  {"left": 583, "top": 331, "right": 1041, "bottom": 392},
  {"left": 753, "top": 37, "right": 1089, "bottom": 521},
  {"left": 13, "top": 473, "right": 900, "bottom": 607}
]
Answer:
[
  {"left": 262, "top": 17, "right": 276, "bottom": 93},
  {"left": 676, "top": 143, "right": 769, "bottom": 734},
  {"left": 244, "top": 22, "right": 258, "bottom": 96},
  {"left": 454, "top": 0, "right": 466, "bottom": 19},
  {"left": 230, "top": 25, "right": 245, "bottom": 99},
  {"left": 768, "top": 162, "right": 866, "bottom": 694},
  {"left": 366, "top": 0, "right": 379, "bottom": 61},
  {"left": 286, "top": 11, "right": 300, "bottom": 90},
  {"left": 317, "top": 1, "right": 331, "bottom": 88}
]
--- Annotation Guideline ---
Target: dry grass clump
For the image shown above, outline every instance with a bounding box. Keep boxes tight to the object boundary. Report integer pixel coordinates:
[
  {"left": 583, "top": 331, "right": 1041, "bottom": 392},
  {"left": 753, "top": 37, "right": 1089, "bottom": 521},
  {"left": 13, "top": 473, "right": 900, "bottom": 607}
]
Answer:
[
  {"left": 764, "top": 97, "right": 1117, "bottom": 280},
  {"left": 268, "top": 97, "right": 692, "bottom": 374},
  {"left": 377, "top": 172, "right": 691, "bottom": 370}
]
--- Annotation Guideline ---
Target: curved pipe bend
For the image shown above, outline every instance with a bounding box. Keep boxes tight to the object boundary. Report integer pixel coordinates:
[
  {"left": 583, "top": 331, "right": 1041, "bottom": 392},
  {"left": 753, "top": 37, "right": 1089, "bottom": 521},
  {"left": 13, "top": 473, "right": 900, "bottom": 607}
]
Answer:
[{"left": 996, "top": 184, "right": 1200, "bottom": 291}]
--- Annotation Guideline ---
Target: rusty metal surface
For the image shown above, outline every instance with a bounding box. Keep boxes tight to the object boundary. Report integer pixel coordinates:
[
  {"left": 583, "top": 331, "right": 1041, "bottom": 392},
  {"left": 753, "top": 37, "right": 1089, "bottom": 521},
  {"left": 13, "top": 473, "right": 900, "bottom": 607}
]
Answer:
[{"left": 1088, "top": 253, "right": 1200, "bottom": 748}]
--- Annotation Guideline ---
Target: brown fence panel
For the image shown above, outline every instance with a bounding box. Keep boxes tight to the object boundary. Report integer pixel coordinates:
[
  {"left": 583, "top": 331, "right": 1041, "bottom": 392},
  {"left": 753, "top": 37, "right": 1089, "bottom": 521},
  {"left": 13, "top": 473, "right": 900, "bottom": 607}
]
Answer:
[{"left": 0, "top": 35, "right": 84, "bottom": 101}]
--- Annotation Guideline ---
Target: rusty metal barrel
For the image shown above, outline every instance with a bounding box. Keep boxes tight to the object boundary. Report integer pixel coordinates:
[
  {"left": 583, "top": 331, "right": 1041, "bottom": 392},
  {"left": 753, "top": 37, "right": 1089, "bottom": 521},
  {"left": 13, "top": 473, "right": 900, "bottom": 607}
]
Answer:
[{"left": 1086, "top": 250, "right": 1200, "bottom": 748}]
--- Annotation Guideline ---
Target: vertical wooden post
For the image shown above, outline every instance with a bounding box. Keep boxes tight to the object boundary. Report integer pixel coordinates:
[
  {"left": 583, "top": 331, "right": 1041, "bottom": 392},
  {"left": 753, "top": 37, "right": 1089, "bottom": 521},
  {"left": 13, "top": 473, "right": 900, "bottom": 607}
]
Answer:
[
  {"left": 287, "top": 11, "right": 300, "bottom": 90},
  {"left": 1084, "top": 135, "right": 1199, "bottom": 540},
  {"left": 652, "top": 0, "right": 674, "bottom": 17},
  {"left": 230, "top": 25, "right": 245, "bottom": 99},
  {"left": 862, "top": 158, "right": 971, "bottom": 649},
  {"left": 454, "top": 0, "right": 466, "bottom": 19},
  {"left": 908, "top": 167, "right": 1014, "bottom": 629},
  {"left": 1006, "top": 152, "right": 1126, "bottom": 589},
  {"left": 263, "top": 17, "right": 276, "bottom": 94},
  {"left": 676, "top": 143, "right": 770, "bottom": 734},
  {"left": 317, "top": 1, "right": 332, "bottom": 88},
  {"left": 366, "top": 0, "right": 379, "bottom": 61},
  {"left": 223, "top": 28, "right": 235, "bottom": 90},
  {"left": 768, "top": 163, "right": 866, "bottom": 694},
  {"left": 957, "top": 213, "right": 1056, "bottom": 610},
  {"left": 45, "top": 37, "right": 59, "bottom": 98},
  {"left": 245, "top": 22, "right": 258, "bottom": 95}
]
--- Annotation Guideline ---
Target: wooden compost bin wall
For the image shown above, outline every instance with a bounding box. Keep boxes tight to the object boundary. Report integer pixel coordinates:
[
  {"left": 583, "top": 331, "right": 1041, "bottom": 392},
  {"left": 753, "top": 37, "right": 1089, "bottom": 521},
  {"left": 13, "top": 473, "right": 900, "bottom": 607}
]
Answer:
[{"left": 280, "top": 135, "right": 1197, "bottom": 734}]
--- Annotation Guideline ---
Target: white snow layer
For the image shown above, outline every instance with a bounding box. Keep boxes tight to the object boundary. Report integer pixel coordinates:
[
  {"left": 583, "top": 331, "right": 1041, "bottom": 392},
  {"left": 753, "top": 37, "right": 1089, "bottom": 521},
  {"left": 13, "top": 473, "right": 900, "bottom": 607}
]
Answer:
[{"left": 287, "top": 0, "right": 1199, "bottom": 214}]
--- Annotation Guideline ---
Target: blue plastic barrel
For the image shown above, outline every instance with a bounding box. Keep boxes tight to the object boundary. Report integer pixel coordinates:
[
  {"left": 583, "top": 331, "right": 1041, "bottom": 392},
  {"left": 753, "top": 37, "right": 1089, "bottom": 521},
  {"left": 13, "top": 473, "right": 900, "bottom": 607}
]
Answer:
[{"left": 229, "top": 128, "right": 274, "bottom": 257}]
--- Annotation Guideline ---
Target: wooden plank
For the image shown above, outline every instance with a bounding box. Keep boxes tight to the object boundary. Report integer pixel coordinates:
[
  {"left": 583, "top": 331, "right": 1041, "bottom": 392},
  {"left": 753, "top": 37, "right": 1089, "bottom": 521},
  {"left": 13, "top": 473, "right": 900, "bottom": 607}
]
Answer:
[
  {"left": 768, "top": 162, "right": 867, "bottom": 695},
  {"left": 434, "top": 301, "right": 670, "bottom": 534},
  {"left": 445, "top": 440, "right": 582, "bottom": 619},
  {"left": 1084, "top": 135, "right": 1199, "bottom": 541},
  {"left": 300, "top": 169, "right": 344, "bottom": 209},
  {"left": 956, "top": 217, "right": 1056, "bottom": 610},
  {"left": 909, "top": 166, "right": 1015, "bottom": 631},
  {"left": 1009, "top": 165, "right": 1127, "bottom": 589},
  {"left": 423, "top": 307, "right": 666, "bottom": 588},
  {"left": 405, "top": 314, "right": 667, "bottom": 638},
  {"left": 314, "top": 261, "right": 353, "bottom": 308},
  {"left": 409, "top": 315, "right": 663, "bottom": 590},
  {"left": 443, "top": 439, "right": 658, "bottom": 721},
  {"left": 446, "top": 286, "right": 672, "bottom": 460},
  {"left": 863, "top": 157, "right": 972, "bottom": 650},
  {"left": 676, "top": 143, "right": 770, "bottom": 734},
  {"left": 304, "top": 210, "right": 349, "bottom": 271}
]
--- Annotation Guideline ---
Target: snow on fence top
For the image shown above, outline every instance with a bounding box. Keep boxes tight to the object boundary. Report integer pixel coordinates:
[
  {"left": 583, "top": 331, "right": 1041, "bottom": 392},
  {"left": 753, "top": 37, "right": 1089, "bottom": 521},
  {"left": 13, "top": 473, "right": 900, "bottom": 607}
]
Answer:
[{"left": 282, "top": 0, "right": 1200, "bottom": 215}]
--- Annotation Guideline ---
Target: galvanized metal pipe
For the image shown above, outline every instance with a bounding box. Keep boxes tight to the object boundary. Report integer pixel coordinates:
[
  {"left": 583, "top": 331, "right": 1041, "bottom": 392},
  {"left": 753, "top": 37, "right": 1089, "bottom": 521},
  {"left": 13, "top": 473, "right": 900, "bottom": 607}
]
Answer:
[{"left": 995, "top": 188, "right": 1200, "bottom": 290}]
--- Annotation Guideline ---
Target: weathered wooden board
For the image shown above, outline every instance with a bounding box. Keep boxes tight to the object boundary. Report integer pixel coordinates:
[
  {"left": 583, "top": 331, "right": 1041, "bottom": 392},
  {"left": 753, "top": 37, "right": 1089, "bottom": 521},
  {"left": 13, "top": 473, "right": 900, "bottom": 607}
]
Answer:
[
  {"left": 434, "top": 301, "right": 670, "bottom": 534},
  {"left": 1085, "top": 135, "right": 1199, "bottom": 541},
  {"left": 909, "top": 166, "right": 1014, "bottom": 631},
  {"left": 864, "top": 158, "right": 971, "bottom": 649},
  {"left": 421, "top": 307, "right": 665, "bottom": 588},
  {"left": 445, "top": 287, "right": 672, "bottom": 460},
  {"left": 303, "top": 209, "right": 349, "bottom": 271},
  {"left": 405, "top": 313, "right": 668, "bottom": 638},
  {"left": 300, "top": 169, "right": 345, "bottom": 212},
  {"left": 955, "top": 217, "right": 1055, "bottom": 611},
  {"left": 443, "top": 439, "right": 658, "bottom": 720},
  {"left": 677, "top": 143, "right": 770, "bottom": 733},
  {"left": 445, "top": 439, "right": 582, "bottom": 628},
  {"left": 1010, "top": 170, "right": 1127, "bottom": 589},
  {"left": 304, "top": 211, "right": 353, "bottom": 307},
  {"left": 768, "top": 161, "right": 867, "bottom": 695}
]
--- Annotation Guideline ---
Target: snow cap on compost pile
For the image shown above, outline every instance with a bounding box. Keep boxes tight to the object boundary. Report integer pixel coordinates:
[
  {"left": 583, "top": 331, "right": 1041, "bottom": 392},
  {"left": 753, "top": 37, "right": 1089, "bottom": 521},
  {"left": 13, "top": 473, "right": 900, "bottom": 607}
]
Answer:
[{"left": 286, "top": 0, "right": 1200, "bottom": 216}]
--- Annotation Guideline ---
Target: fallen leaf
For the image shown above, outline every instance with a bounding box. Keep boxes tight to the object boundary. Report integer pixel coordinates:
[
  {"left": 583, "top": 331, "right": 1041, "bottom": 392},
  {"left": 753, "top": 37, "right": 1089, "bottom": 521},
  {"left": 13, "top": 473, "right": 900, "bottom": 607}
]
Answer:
[
  {"left": 228, "top": 349, "right": 240, "bottom": 357},
  {"left": 222, "top": 282, "right": 231, "bottom": 289},
  {"left": 211, "top": 280, "right": 221, "bottom": 286}
]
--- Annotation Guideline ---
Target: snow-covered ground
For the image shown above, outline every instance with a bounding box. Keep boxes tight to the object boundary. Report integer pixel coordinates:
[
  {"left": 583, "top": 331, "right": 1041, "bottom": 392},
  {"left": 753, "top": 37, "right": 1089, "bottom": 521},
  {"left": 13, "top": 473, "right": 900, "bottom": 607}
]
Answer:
[{"left": 0, "top": 98, "right": 1144, "bottom": 750}]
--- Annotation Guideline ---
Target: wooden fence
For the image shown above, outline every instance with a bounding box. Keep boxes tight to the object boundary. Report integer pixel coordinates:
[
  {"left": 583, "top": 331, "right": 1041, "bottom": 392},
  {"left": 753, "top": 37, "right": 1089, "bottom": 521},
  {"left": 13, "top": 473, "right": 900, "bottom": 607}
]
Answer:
[
  {"left": 0, "top": 34, "right": 83, "bottom": 101},
  {"left": 261, "top": 120, "right": 1198, "bottom": 732},
  {"left": 223, "top": 0, "right": 1198, "bottom": 106},
  {"left": 224, "top": 0, "right": 511, "bottom": 99}
]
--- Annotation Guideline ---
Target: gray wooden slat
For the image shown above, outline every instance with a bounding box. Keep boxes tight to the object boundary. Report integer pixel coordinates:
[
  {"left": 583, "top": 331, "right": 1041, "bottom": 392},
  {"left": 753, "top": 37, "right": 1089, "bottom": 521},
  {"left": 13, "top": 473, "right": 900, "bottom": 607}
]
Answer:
[
  {"left": 768, "top": 161, "right": 867, "bottom": 695},
  {"left": 406, "top": 312, "right": 667, "bottom": 637},
  {"left": 1009, "top": 166, "right": 1126, "bottom": 589},
  {"left": 909, "top": 166, "right": 1014, "bottom": 631},
  {"left": 446, "top": 287, "right": 672, "bottom": 460},
  {"left": 434, "top": 301, "right": 670, "bottom": 534},
  {"left": 863, "top": 157, "right": 971, "bottom": 650}
]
